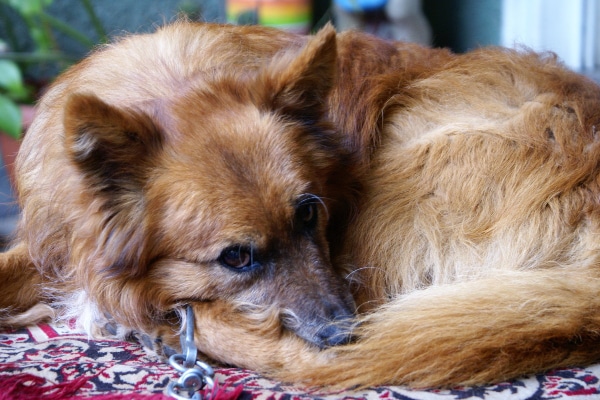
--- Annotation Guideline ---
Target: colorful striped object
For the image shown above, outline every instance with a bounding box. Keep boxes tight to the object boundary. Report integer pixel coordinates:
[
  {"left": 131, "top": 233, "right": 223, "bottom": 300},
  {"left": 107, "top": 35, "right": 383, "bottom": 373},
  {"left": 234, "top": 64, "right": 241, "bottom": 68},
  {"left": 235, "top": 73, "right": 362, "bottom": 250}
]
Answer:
[{"left": 226, "top": 0, "right": 312, "bottom": 33}]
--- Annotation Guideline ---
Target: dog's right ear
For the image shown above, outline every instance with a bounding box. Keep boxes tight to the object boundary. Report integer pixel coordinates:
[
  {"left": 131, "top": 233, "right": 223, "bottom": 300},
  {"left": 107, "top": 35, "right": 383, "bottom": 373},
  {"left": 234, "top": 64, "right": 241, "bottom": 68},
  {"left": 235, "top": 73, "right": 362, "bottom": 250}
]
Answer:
[
  {"left": 63, "top": 93, "right": 162, "bottom": 276},
  {"left": 265, "top": 23, "right": 337, "bottom": 121},
  {"left": 63, "top": 93, "right": 162, "bottom": 193}
]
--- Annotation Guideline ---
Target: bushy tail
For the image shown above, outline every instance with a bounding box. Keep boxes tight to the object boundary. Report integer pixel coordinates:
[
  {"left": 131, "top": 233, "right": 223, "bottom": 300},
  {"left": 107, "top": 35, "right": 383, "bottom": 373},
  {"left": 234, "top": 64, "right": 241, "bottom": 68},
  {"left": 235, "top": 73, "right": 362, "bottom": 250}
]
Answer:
[
  {"left": 282, "top": 268, "right": 600, "bottom": 388},
  {"left": 0, "top": 243, "right": 53, "bottom": 328}
]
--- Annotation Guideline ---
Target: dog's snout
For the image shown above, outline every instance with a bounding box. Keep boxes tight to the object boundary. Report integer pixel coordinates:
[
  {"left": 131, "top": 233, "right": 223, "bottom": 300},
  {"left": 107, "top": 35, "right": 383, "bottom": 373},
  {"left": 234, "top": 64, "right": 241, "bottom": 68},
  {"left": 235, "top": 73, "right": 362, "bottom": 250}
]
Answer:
[
  {"left": 316, "top": 303, "right": 355, "bottom": 347},
  {"left": 282, "top": 295, "right": 356, "bottom": 348},
  {"left": 317, "top": 320, "right": 354, "bottom": 347}
]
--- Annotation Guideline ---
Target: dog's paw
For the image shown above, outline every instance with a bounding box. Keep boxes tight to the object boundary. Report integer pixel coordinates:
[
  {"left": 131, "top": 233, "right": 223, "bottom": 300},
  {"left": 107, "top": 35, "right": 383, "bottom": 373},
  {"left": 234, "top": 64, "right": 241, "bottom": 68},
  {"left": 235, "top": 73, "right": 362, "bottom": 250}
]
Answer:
[
  {"left": 131, "top": 329, "right": 179, "bottom": 360},
  {"left": 90, "top": 315, "right": 178, "bottom": 359},
  {"left": 89, "top": 314, "right": 133, "bottom": 340}
]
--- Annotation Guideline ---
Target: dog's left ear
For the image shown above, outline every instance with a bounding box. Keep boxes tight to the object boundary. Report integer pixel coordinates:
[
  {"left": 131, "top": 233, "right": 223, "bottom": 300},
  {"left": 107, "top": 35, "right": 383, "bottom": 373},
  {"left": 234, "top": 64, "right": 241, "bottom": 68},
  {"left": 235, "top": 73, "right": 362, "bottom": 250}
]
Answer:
[
  {"left": 63, "top": 93, "right": 162, "bottom": 277},
  {"left": 266, "top": 23, "right": 337, "bottom": 120}
]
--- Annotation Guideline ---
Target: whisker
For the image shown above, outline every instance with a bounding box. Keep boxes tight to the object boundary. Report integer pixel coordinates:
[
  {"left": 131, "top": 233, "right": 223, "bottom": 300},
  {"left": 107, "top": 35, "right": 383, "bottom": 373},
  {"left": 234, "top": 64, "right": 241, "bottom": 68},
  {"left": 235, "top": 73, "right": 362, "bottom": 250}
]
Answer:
[{"left": 345, "top": 265, "right": 383, "bottom": 281}]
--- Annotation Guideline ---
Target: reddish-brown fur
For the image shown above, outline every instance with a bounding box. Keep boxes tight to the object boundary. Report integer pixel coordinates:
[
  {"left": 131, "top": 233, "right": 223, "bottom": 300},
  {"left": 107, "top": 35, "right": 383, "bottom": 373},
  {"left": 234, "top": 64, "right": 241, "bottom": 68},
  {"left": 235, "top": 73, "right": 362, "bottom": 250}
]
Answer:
[{"left": 2, "top": 21, "right": 600, "bottom": 389}]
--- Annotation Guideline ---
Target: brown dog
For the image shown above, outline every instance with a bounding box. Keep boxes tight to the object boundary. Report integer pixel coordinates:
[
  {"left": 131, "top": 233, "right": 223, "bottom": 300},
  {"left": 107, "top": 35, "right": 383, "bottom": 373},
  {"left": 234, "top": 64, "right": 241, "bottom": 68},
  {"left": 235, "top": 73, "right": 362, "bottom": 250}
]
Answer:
[{"left": 2, "top": 21, "right": 600, "bottom": 389}]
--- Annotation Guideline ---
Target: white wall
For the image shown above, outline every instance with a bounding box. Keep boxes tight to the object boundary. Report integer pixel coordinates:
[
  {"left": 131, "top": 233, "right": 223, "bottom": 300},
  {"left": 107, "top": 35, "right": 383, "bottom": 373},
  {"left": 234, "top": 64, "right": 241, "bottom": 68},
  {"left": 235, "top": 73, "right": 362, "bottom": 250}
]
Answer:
[{"left": 501, "top": 0, "right": 599, "bottom": 70}]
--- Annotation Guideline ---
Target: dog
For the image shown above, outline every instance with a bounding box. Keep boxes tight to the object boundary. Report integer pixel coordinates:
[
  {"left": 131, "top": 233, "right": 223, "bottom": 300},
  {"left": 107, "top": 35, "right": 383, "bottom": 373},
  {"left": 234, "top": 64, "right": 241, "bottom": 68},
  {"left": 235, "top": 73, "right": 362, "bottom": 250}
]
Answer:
[{"left": 2, "top": 21, "right": 600, "bottom": 389}]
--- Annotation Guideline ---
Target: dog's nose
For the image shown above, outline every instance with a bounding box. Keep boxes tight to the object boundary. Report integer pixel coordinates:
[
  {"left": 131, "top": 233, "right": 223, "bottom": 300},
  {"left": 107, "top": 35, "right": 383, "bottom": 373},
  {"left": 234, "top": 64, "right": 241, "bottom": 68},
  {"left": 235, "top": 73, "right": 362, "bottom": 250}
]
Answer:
[
  {"left": 317, "top": 323, "right": 353, "bottom": 347},
  {"left": 316, "top": 305, "right": 355, "bottom": 347}
]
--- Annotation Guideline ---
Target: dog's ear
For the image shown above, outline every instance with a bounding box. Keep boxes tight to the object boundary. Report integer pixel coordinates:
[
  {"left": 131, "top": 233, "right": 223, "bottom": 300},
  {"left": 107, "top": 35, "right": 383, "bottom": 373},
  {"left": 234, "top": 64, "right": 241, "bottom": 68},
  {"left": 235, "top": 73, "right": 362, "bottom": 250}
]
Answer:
[
  {"left": 63, "top": 93, "right": 162, "bottom": 277},
  {"left": 64, "top": 93, "right": 162, "bottom": 188},
  {"left": 266, "top": 23, "right": 337, "bottom": 121}
]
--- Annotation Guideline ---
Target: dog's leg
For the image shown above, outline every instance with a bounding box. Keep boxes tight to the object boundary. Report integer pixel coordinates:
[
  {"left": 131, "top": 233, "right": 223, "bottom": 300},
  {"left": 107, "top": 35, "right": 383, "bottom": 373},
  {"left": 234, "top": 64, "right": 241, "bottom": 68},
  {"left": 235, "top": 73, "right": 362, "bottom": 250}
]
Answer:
[
  {"left": 186, "top": 301, "right": 323, "bottom": 372},
  {"left": 277, "top": 267, "right": 600, "bottom": 388},
  {"left": 0, "top": 242, "right": 52, "bottom": 327}
]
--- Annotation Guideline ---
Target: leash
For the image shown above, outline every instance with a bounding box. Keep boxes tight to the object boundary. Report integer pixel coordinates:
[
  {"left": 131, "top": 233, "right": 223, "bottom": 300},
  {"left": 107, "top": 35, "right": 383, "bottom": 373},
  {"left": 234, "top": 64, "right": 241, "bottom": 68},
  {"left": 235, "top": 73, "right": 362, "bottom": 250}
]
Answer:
[{"left": 167, "top": 305, "right": 215, "bottom": 400}]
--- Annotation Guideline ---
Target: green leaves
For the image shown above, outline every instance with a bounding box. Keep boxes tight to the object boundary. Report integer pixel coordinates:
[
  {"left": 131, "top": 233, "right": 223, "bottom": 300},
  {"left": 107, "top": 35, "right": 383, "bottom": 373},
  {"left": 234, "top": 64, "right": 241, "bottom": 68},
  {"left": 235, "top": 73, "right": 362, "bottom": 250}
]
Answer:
[
  {"left": 0, "top": 59, "right": 28, "bottom": 100},
  {"left": 6, "top": 0, "right": 52, "bottom": 16},
  {"left": 0, "top": 0, "right": 107, "bottom": 138},
  {"left": 0, "top": 59, "right": 22, "bottom": 92},
  {"left": 2, "top": 0, "right": 55, "bottom": 51},
  {"left": 0, "top": 59, "right": 27, "bottom": 138},
  {"left": 0, "top": 94, "right": 22, "bottom": 139}
]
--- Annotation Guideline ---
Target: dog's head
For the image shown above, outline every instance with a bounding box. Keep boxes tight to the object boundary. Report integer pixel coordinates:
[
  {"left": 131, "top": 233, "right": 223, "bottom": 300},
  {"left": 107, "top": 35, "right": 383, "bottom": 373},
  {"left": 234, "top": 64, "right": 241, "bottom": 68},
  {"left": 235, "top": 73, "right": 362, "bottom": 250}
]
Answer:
[{"left": 62, "top": 24, "right": 355, "bottom": 351}]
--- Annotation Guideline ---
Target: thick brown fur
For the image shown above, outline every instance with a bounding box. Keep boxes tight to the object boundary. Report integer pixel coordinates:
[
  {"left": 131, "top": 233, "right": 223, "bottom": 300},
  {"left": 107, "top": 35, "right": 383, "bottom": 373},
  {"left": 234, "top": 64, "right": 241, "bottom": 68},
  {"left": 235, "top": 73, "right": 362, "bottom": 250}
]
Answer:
[{"left": 2, "top": 21, "right": 600, "bottom": 389}]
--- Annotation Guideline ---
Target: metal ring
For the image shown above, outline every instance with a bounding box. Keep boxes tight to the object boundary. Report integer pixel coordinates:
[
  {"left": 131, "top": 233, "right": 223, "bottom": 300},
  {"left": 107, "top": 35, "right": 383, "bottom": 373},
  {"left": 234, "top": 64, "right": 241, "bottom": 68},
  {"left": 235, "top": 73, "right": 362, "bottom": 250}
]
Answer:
[
  {"left": 168, "top": 381, "right": 198, "bottom": 400},
  {"left": 195, "top": 360, "right": 215, "bottom": 378},
  {"left": 169, "top": 354, "right": 215, "bottom": 378},
  {"left": 168, "top": 376, "right": 214, "bottom": 400},
  {"left": 178, "top": 368, "right": 205, "bottom": 391},
  {"left": 169, "top": 353, "right": 189, "bottom": 374}
]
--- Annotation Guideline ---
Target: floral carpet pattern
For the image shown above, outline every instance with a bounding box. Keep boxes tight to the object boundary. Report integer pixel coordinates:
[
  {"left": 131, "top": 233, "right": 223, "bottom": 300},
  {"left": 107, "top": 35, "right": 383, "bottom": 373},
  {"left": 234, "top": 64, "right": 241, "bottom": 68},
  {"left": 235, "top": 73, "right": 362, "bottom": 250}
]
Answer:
[{"left": 1, "top": 322, "right": 599, "bottom": 399}]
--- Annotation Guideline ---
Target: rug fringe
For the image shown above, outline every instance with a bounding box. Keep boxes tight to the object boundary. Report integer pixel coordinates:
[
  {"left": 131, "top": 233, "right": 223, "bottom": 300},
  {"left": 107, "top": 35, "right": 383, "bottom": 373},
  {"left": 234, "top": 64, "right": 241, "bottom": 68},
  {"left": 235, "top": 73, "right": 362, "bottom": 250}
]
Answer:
[{"left": 0, "top": 373, "right": 87, "bottom": 400}]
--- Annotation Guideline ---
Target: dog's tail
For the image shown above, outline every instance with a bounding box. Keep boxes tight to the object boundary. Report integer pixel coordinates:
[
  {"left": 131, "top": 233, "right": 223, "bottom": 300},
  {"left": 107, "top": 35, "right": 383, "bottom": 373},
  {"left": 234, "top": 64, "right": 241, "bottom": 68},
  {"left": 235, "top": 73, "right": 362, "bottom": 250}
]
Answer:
[
  {"left": 280, "top": 267, "right": 600, "bottom": 388},
  {"left": 0, "top": 242, "right": 53, "bottom": 327}
]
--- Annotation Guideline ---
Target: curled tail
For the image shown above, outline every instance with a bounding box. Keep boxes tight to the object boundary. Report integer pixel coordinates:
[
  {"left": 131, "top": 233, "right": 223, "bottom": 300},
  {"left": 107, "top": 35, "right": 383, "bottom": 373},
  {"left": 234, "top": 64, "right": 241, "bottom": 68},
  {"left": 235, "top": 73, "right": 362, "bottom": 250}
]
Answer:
[{"left": 283, "top": 268, "right": 600, "bottom": 388}]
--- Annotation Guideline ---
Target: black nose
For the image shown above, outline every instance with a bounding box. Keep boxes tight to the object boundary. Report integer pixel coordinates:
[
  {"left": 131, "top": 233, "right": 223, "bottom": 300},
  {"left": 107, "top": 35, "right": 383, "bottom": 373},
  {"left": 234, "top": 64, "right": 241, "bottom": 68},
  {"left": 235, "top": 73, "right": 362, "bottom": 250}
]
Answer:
[
  {"left": 316, "top": 305, "right": 355, "bottom": 347},
  {"left": 317, "top": 323, "right": 354, "bottom": 347}
]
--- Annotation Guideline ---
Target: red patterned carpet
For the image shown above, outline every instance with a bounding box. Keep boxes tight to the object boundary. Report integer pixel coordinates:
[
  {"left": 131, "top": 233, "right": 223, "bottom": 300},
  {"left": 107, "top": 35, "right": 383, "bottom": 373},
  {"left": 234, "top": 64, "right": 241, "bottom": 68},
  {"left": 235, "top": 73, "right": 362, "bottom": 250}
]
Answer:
[{"left": 1, "top": 322, "right": 599, "bottom": 399}]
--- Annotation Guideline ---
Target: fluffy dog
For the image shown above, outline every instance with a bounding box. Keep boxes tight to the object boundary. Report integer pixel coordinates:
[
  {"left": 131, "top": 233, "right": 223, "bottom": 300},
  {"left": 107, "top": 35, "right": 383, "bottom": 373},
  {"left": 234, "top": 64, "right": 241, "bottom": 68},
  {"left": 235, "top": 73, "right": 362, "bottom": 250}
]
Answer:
[{"left": 2, "top": 21, "right": 600, "bottom": 389}]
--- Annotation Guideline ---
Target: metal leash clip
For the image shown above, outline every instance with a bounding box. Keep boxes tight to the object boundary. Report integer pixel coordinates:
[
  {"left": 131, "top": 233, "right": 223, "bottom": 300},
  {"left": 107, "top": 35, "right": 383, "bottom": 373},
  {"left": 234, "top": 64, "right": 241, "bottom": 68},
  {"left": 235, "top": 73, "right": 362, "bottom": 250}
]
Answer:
[{"left": 168, "top": 305, "right": 215, "bottom": 400}]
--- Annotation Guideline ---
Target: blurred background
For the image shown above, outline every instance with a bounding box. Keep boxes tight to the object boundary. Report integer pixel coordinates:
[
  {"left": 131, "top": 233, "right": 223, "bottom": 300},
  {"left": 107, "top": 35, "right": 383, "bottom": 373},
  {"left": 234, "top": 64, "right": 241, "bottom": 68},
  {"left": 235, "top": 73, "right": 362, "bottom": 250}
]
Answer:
[{"left": 0, "top": 0, "right": 598, "bottom": 245}]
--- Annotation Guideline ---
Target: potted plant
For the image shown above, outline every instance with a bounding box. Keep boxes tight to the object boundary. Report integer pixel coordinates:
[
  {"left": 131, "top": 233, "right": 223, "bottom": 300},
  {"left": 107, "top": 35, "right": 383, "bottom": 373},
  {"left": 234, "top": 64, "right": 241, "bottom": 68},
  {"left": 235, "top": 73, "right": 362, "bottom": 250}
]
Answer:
[
  {"left": 0, "top": 58, "right": 30, "bottom": 139},
  {"left": 0, "top": 0, "right": 107, "bottom": 182},
  {"left": 0, "top": 0, "right": 107, "bottom": 243},
  {"left": 0, "top": 56, "right": 35, "bottom": 183}
]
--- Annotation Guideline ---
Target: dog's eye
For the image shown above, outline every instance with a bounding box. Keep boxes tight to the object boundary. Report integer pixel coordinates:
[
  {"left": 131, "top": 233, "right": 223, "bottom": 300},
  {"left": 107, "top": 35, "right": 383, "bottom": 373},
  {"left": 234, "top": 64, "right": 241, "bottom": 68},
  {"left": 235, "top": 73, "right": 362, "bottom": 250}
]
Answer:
[
  {"left": 219, "top": 246, "right": 253, "bottom": 270},
  {"left": 295, "top": 201, "right": 318, "bottom": 230},
  {"left": 298, "top": 203, "right": 316, "bottom": 224}
]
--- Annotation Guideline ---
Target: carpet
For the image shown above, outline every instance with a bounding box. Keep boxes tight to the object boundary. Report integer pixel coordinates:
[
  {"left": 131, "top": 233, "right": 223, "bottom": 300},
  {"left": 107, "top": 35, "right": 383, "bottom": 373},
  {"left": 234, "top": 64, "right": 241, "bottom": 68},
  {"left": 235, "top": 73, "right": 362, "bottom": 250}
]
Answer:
[{"left": 1, "top": 322, "right": 599, "bottom": 399}]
